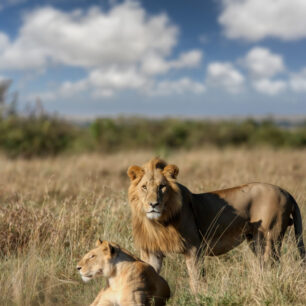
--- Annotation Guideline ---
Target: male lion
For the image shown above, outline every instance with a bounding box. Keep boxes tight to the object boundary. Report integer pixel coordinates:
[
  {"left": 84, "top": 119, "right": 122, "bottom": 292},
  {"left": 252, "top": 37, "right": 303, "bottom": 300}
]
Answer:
[
  {"left": 77, "top": 239, "right": 170, "bottom": 306},
  {"left": 127, "top": 158, "right": 305, "bottom": 292}
]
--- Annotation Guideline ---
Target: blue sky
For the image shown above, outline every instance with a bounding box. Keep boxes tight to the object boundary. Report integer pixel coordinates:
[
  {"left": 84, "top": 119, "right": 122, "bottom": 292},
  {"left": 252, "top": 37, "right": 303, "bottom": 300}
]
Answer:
[{"left": 0, "top": 0, "right": 306, "bottom": 117}]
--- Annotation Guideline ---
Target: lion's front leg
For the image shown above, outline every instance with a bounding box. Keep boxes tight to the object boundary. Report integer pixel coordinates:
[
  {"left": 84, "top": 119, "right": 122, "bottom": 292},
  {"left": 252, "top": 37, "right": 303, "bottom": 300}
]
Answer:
[
  {"left": 140, "top": 249, "right": 164, "bottom": 273},
  {"left": 184, "top": 246, "right": 205, "bottom": 293}
]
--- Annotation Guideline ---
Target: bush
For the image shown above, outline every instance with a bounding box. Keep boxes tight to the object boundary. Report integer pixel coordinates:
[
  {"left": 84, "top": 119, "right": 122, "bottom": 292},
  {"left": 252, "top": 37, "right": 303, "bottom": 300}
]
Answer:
[
  {"left": 0, "top": 112, "right": 305, "bottom": 158},
  {"left": 0, "top": 114, "right": 76, "bottom": 158}
]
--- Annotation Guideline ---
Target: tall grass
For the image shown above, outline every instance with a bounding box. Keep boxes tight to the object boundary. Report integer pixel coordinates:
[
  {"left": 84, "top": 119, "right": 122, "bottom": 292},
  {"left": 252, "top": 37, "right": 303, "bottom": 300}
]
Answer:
[{"left": 0, "top": 149, "right": 305, "bottom": 305}]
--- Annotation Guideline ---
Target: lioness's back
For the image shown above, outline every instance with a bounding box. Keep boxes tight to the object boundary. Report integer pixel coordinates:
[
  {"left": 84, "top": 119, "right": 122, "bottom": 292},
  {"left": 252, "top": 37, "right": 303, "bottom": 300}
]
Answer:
[{"left": 77, "top": 240, "right": 170, "bottom": 306}]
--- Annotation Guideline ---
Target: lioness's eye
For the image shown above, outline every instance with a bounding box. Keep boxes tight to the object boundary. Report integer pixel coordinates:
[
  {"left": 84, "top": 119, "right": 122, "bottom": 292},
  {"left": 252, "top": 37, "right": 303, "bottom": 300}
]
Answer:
[
  {"left": 90, "top": 254, "right": 96, "bottom": 259},
  {"left": 142, "top": 185, "right": 147, "bottom": 190}
]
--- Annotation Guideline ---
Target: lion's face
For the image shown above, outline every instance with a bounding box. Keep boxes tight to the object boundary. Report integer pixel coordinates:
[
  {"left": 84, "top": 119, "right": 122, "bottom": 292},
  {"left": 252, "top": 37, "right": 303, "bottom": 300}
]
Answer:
[
  {"left": 137, "top": 169, "right": 170, "bottom": 220},
  {"left": 128, "top": 158, "right": 179, "bottom": 221},
  {"left": 77, "top": 240, "right": 116, "bottom": 282}
]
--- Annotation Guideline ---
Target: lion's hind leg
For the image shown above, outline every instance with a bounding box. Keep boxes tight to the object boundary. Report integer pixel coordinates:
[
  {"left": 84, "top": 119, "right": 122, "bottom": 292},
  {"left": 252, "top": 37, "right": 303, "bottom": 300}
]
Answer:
[{"left": 246, "top": 220, "right": 284, "bottom": 265}]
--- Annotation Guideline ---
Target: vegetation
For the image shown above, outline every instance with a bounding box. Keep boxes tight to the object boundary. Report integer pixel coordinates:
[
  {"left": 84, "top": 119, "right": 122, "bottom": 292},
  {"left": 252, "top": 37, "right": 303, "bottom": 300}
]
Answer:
[
  {"left": 90, "top": 117, "right": 306, "bottom": 151},
  {"left": 0, "top": 111, "right": 306, "bottom": 158},
  {"left": 0, "top": 149, "right": 305, "bottom": 305},
  {"left": 1, "top": 81, "right": 306, "bottom": 157}
]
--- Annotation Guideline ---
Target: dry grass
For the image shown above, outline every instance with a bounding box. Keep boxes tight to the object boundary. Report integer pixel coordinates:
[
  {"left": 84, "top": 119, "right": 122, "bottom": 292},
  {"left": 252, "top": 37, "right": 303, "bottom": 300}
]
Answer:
[{"left": 0, "top": 148, "right": 305, "bottom": 305}]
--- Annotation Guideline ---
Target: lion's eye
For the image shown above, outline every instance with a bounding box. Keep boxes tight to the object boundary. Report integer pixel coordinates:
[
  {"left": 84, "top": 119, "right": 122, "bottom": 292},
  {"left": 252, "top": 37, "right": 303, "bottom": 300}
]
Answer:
[
  {"left": 159, "top": 184, "right": 166, "bottom": 190},
  {"left": 89, "top": 254, "right": 96, "bottom": 259},
  {"left": 142, "top": 185, "right": 147, "bottom": 190}
]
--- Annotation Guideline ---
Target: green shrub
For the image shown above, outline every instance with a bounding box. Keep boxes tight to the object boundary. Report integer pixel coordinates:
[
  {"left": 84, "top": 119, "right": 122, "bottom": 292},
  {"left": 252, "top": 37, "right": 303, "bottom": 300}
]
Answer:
[
  {"left": 0, "top": 112, "right": 305, "bottom": 158},
  {"left": 0, "top": 115, "right": 76, "bottom": 158}
]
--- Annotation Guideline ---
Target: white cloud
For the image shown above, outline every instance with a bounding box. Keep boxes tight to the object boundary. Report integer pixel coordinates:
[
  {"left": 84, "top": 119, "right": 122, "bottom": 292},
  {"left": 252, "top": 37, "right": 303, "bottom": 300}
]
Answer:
[
  {"left": 49, "top": 67, "right": 149, "bottom": 99},
  {"left": 88, "top": 67, "right": 151, "bottom": 97},
  {"left": 152, "top": 78, "right": 205, "bottom": 96},
  {"left": 290, "top": 68, "right": 306, "bottom": 92},
  {"left": 240, "top": 47, "right": 285, "bottom": 78},
  {"left": 0, "top": 33, "right": 9, "bottom": 49},
  {"left": 140, "top": 54, "right": 169, "bottom": 75},
  {"left": 238, "top": 47, "right": 288, "bottom": 96},
  {"left": 31, "top": 73, "right": 205, "bottom": 101},
  {"left": 59, "top": 79, "right": 89, "bottom": 98},
  {"left": 0, "top": 2, "right": 179, "bottom": 70},
  {"left": 141, "top": 49, "right": 202, "bottom": 75},
  {"left": 89, "top": 68, "right": 147, "bottom": 90},
  {"left": 252, "top": 78, "right": 287, "bottom": 95},
  {"left": 206, "top": 62, "right": 245, "bottom": 93},
  {"left": 0, "top": 1, "right": 205, "bottom": 99},
  {"left": 170, "top": 50, "right": 202, "bottom": 69},
  {"left": 219, "top": 0, "right": 306, "bottom": 41}
]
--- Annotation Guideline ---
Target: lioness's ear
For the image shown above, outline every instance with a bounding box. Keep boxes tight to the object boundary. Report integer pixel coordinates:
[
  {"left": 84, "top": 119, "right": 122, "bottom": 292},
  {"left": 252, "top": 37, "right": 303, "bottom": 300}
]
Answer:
[
  {"left": 127, "top": 165, "right": 144, "bottom": 181},
  {"left": 95, "top": 239, "right": 103, "bottom": 247},
  {"left": 163, "top": 164, "right": 179, "bottom": 179},
  {"left": 102, "top": 241, "right": 116, "bottom": 256}
]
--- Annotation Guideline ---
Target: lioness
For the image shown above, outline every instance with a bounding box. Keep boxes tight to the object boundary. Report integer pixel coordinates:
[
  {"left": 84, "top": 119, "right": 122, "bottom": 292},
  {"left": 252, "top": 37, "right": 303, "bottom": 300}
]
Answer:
[
  {"left": 77, "top": 239, "right": 170, "bottom": 306},
  {"left": 127, "top": 158, "right": 305, "bottom": 292}
]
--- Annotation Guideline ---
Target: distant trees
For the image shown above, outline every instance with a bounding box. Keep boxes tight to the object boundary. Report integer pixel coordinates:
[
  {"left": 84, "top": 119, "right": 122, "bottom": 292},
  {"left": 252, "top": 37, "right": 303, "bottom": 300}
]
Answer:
[{"left": 0, "top": 80, "right": 305, "bottom": 158}]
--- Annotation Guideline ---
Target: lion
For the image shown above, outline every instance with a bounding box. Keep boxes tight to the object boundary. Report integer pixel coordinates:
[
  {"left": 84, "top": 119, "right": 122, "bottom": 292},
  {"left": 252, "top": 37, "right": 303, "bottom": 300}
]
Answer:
[
  {"left": 127, "top": 157, "right": 305, "bottom": 292},
  {"left": 77, "top": 239, "right": 170, "bottom": 306}
]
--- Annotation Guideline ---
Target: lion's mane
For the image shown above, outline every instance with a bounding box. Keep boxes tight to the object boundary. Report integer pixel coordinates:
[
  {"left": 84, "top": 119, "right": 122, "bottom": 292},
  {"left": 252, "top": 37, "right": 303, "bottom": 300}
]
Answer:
[{"left": 128, "top": 158, "right": 186, "bottom": 254}]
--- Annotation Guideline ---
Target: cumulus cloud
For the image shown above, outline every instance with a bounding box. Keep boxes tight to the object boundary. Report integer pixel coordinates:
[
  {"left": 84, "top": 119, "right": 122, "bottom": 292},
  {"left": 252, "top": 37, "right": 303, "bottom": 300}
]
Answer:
[
  {"left": 238, "top": 47, "right": 288, "bottom": 96},
  {"left": 252, "top": 78, "right": 287, "bottom": 95},
  {"left": 33, "top": 68, "right": 205, "bottom": 100},
  {"left": 89, "top": 67, "right": 151, "bottom": 97},
  {"left": 42, "top": 67, "right": 149, "bottom": 99},
  {"left": 290, "top": 68, "right": 306, "bottom": 92},
  {"left": 60, "top": 61, "right": 206, "bottom": 98},
  {"left": 0, "top": 1, "right": 205, "bottom": 99},
  {"left": 219, "top": 0, "right": 306, "bottom": 41},
  {"left": 241, "top": 47, "right": 285, "bottom": 78},
  {"left": 0, "top": 33, "right": 9, "bottom": 49},
  {"left": 0, "top": 2, "right": 180, "bottom": 70},
  {"left": 0, "top": 2, "right": 202, "bottom": 73},
  {"left": 206, "top": 62, "right": 245, "bottom": 93},
  {"left": 152, "top": 78, "right": 205, "bottom": 96},
  {"left": 170, "top": 50, "right": 203, "bottom": 69},
  {"left": 58, "top": 79, "right": 89, "bottom": 98},
  {"left": 141, "top": 50, "right": 202, "bottom": 75}
]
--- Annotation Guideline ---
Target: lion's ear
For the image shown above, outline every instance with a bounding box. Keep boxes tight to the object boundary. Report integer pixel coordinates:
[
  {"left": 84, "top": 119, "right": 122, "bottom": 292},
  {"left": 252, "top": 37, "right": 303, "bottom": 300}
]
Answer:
[
  {"left": 127, "top": 165, "right": 144, "bottom": 181},
  {"left": 163, "top": 164, "right": 179, "bottom": 180},
  {"left": 95, "top": 238, "right": 103, "bottom": 247}
]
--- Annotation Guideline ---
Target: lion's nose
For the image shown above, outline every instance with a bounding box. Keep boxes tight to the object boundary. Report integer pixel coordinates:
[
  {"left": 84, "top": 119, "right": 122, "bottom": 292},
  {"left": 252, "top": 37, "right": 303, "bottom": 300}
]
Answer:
[
  {"left": 150, "top": 202, "right": 159, "bottom": 208},
  {"left": 76, "top": 266, "right": 81, "bottom": 271}
]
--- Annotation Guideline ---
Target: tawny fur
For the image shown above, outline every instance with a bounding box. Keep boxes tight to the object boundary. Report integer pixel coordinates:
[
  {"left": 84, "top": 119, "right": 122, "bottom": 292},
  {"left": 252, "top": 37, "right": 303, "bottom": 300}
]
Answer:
[
  {"left": 127, "top": 157, "right": 306, "bottom": 292},
  {"left": 77, "top": 240, "right": 170, "bottom": 306},
  {"left": 129, "top": 163, "right": 185, "bottom": 254}
]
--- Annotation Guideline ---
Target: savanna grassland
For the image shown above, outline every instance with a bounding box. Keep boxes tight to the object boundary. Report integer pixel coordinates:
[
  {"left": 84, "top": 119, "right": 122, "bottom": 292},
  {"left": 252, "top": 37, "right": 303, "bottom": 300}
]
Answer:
[{"left": 0, "top": 148, "right": 305, "bottom": 306}]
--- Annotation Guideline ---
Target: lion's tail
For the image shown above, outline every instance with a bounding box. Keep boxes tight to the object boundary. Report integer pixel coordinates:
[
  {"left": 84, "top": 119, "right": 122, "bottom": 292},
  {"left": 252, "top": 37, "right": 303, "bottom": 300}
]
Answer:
[{"left": 290, "top": 195, "right": 306, "bottom": 262}]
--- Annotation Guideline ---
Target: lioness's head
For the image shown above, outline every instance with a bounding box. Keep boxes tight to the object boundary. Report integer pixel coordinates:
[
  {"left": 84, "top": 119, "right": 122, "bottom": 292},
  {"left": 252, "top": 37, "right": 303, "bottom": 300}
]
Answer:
[
  {"left": 127, "top": 158, "right": 181, "bottom": 221},
  {"left": 77, "top": 240, "right": 117, "bottom": 282}
]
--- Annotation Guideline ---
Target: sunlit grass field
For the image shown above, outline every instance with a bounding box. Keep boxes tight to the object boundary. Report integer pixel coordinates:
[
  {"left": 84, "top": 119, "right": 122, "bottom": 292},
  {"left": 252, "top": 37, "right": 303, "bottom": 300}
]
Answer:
[{"left": 0, "top": 148, "right": 305, "bottom": 305}]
